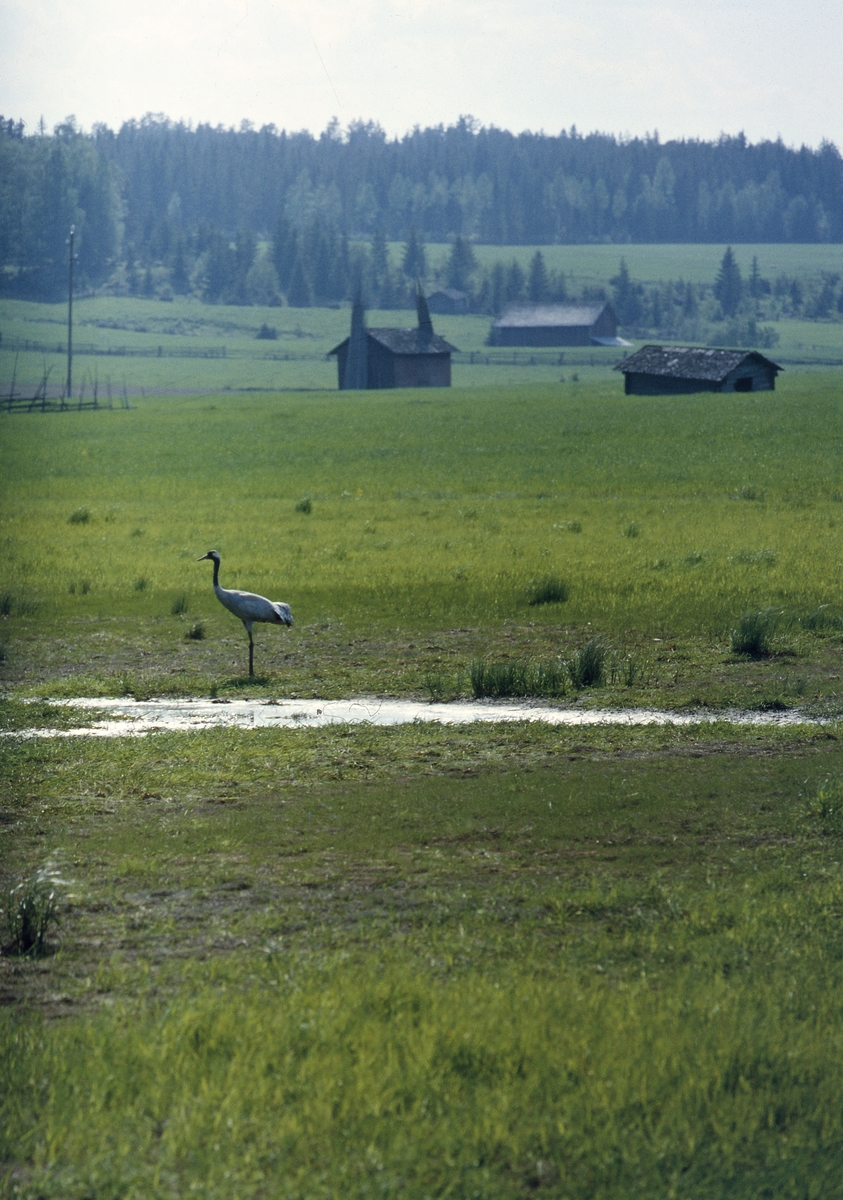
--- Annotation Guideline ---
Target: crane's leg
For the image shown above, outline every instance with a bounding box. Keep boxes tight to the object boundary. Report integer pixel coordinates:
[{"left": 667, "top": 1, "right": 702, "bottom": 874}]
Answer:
[{"left": 248, "top": 631, "right": 254, "bottom": 677}]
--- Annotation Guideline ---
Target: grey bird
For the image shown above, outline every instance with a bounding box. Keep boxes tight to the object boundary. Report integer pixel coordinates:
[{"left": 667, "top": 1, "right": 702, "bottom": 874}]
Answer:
[{"left": 198, "top": 550, "right": 292, "bottom": 677}]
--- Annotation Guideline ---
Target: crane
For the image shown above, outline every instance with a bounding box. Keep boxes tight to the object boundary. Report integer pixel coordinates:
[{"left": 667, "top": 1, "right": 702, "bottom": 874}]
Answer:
[{"left": 198, "top": 551, "right": 292, "bottom": 677}]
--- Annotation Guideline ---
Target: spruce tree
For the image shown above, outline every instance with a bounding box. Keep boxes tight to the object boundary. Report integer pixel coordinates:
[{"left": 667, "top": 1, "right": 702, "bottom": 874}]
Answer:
[
  {"left": 446, "top": 237, "right": 477, "bottom": 291},
  {"left": 287, "top": 254, "right": 313, "bottom": 307},
  {"left": 610, "top": 258, "right": 642, "bottom": 326},
  {"left": 171, "top": 238, "right": 189, "bottom": 294},
  {"left": 401, "top": 226, "right": 426, "bottom": 280},
  {"left": 505, "top": 260, "right": 526, "bottom": 304},
  {"left": 527, "top": 251, "right": 549, "bottom": 302},
  {"left": 714, "top": 246, "right": 743, "bottom": 317}
]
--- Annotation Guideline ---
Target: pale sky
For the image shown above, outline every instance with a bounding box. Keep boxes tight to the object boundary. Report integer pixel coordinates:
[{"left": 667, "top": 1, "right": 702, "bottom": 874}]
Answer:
[{"left": 1, "top": 0, "right": 841, "bottom": 148}]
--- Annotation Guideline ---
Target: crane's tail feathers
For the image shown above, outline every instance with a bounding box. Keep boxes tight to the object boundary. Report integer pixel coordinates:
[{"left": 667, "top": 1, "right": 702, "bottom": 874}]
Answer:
[{"left": 273, "top": 602, "right": 293, "bottom": 627}]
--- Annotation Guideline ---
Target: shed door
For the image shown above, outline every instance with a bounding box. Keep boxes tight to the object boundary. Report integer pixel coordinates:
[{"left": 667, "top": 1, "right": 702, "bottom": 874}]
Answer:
[{"left": 734, "top": 376, "right": 753, "bottom": 392}]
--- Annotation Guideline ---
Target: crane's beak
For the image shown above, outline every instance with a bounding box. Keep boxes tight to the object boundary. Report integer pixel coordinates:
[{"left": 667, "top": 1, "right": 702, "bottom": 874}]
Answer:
[{"left": 197, "top": 553, "right": 211, "bottom": 561}]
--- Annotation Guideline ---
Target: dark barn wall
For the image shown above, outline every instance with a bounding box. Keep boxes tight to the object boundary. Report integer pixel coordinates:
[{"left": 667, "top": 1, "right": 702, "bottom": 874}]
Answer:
[
  {"left": 624, "top": 364, "right": 777, "bottom": 395},
  {"left": 367, "top": 340, "right": 397, "bottom": 388},
  {"left": 624, "top": 373, "right": 719, "bottom": 395},
  {"left": 491, "top": 324, "right": 592, "bottom": 347},
  {"left": 591, "top": 307, "right": 618, "bottom": 339},
  {"left": 722, "top": 362, "right": 777, "bottom": 392},
  {"left": 393, "top": 355, "right": 451, "bottom": 387}
]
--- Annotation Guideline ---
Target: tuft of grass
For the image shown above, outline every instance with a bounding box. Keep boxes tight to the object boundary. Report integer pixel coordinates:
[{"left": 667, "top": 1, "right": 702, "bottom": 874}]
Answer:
[
  {"left": 806, "top": 777, "right": 843, "bottom": 837},
  {"left": 800, "top": 606, "right": 843, "bottom": 632},
  {"left": 133, "top": 576, "right": 149, "bottom": 592},
  {"left": 527, "top": 576, "right": 570, "bottom": 606},
  {"left": 0, "top": 591, "right": 13, "bottom": 616},
  {"left": 67, "top": 507, "right": 90, "bottom": 525},
  {"left": 731, "top": 609, "right": 776, "bottom": 657},
  {"left": 553, "top": 519, "right": 582, "bottom": 533},
  {"left": 186, "top": 622, "right": 205, "bottom": 640},
  {"left": 469, "top": 656, "right": 567, "bottom": 698},
  {"left": 623, "top": 522, "right": 640, "bottom": 538},
  {"left": 2, "top": 865, "right": 63, "bottom": 957},
  {"left": 171, "top": 593, "right": 188, "bottom": 615},
  {"left": 568, "top": 638, "right": 606, "bottom": 688},
  {"left": 295, "top": 497, "right": 313, "bottom": 514},
  {"left": 736, "top": 485, "right": 765, "bottom": 501}
]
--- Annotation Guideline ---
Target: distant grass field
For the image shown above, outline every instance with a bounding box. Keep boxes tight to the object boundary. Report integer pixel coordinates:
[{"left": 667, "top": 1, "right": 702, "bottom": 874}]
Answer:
[{"left": 421, "top": 241, "right": 843, "bottom": 289}]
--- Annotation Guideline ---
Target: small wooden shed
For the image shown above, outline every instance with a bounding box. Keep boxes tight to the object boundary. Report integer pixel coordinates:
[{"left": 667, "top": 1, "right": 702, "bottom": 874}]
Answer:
[
  {"left": 489, "top": 302, "right": 620, "bottom": 347},
  {"left": 615, "top": 345, "right": 782, "bottom": 395},
  {"left": 427, "top": 288, "right": 469, "bottom": 315},
  {"left": 330, "top": 290, "right": 458, "bottom": 390}
]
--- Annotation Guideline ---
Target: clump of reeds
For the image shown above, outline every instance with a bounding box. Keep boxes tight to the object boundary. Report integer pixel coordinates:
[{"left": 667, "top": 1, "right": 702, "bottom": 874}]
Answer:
[
  {"left": 568, "top": 638, "right": 606, "bottom": 689},
  {"left": 295, "top": 497, "right": 312, "bottom": 514},
  {"left": 469, "top": 657, "right": 568, "bottom": 699},
  {"left": 527, "top": 576, "right": 569, "bottom": 606},
  {"left": 806, "top": 778, "right": 843, "bottom": 837},
  {"left": 186, "top": 622, "right": 205, "bottom": 640},
  {"left": 67, "top": 507, "right": 90, "bottom": 525},
  {"left": 171, "top": 593, "right": 188, "bottom": 615},
  {"left": 730, "top": 609, "right": 776, "bottom": 657},
  {"left": 2, "top": 866, "right": 64, "bottom": 957}
]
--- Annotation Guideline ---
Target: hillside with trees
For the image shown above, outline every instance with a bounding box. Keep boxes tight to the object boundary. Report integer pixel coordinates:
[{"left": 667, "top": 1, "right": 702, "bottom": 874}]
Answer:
[{"left": 1, "top": 114, "right": 842, "bottom": 309}]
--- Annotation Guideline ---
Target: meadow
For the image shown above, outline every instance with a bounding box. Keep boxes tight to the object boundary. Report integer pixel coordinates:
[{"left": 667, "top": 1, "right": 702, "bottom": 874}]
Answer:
[{"left": 3, "top": 374, "right": 843, "bottom": 1196}]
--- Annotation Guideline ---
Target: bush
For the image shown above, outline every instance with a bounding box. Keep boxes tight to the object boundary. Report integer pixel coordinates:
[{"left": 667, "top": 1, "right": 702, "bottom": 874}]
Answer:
[
  {"left": 256, "top": 324, "right": 278, "bottom": 340},
  {"left": 731, "top": 609, "right": 776, "bottom": 657},
  {"left": 527, "top": 576, "right": 569, "bottom": 605},
  {"left": 568, "top": 639, "right": 606, "bottom": 689}
]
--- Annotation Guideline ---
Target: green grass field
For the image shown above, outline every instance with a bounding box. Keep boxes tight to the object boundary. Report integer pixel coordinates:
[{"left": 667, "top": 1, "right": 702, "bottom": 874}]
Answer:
[{"left": 3, "top": 374, "right": 843, "bottom": 1196}]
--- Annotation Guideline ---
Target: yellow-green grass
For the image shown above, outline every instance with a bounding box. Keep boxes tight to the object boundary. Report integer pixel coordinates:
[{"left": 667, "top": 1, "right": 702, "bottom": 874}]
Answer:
[
  {"left": 3, "top": 723, "right": 843, "bottom": 1196},
  {"left": 2, "top": 373, "right": 843, "bottom": 700}
]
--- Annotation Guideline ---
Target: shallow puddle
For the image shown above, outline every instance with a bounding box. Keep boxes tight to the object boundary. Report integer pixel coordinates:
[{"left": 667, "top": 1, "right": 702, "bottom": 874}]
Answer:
[{"left": 6, "top": 696, "right": 830, "bottom": 738}]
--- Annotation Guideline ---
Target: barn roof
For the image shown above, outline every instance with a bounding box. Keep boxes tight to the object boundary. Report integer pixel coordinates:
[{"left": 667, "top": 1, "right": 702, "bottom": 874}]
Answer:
[
  {"left": 329, "top": 328, "right": 457, "bottom": 357},
  {"left": 615, "top": 345, "right": 782, "bottom": 382},
  {"left": 493, "top": 302, "right": 611, "bottom": 329}
]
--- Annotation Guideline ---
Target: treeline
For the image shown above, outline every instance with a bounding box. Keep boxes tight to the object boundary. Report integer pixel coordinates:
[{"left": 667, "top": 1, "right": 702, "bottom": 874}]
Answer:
[{"left": 2, "top": 113, "right": 843, "bottom": 301}]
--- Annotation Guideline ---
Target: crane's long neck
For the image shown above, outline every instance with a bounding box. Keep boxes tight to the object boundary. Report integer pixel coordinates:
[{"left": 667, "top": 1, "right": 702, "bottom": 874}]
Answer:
[{"left": 211, "top": 557, "right": 220, "bottom": 588}]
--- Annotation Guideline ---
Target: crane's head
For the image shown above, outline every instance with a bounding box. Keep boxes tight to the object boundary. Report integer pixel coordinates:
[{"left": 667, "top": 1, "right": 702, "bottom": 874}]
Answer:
[{"left": 197, "top": 550, "right": 220, "bottom": 564}]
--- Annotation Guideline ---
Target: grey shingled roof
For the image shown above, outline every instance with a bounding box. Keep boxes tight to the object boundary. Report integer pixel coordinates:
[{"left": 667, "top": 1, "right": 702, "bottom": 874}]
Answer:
[
  {"left": 493, "top": 303, "right": 608, "bottom": 329},
  {"left": 615, "top": 345, "right": 782, "bottom": 381},
  {"left": 330, "top": 328, "right": 457, "bottom": 356}
]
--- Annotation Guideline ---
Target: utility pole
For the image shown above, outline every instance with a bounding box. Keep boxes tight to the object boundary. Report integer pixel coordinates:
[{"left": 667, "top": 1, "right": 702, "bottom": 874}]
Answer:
[{"left": 66, "top": 225, "right": 76, "bottom": 400}]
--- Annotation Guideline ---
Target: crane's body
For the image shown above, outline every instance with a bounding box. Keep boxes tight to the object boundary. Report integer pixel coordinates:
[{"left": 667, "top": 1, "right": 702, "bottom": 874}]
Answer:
[{"left": 198, "top": 551, "right": 292, "bottom": 676}]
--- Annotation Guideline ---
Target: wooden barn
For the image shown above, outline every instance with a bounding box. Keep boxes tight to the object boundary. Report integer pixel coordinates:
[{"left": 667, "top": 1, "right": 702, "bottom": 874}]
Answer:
[
  {"left": 616, "top": 345, "right": 782, "bottom": 395},
  {"left": 427, "top": 288, "right": 469, "bottom": 315},
  {"left": 330, "top": 290, "right": 457, "bottom": 390},
  {"left": 489, "top": 301, "right": 621, "bottom": 347}
]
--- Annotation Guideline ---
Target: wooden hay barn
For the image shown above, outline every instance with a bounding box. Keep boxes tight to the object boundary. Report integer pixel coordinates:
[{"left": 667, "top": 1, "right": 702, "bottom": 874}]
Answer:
[
  {"left": 489, "top": 301, "right": 620, "bottom": 347},
  {"left": 330, "top": 291, "right": 457, "bottom": 390},
  {"left": 427, "top": 288, "right": 469, "bottom": 315},
  {"left": 616, "top": 345, "right": 782, "bottom": 395}
]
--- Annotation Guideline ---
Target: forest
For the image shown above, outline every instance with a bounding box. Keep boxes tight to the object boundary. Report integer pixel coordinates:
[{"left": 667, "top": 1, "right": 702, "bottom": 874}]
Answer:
[{"left": 1, "top": 114, "right": 842, "bottom": 309}]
